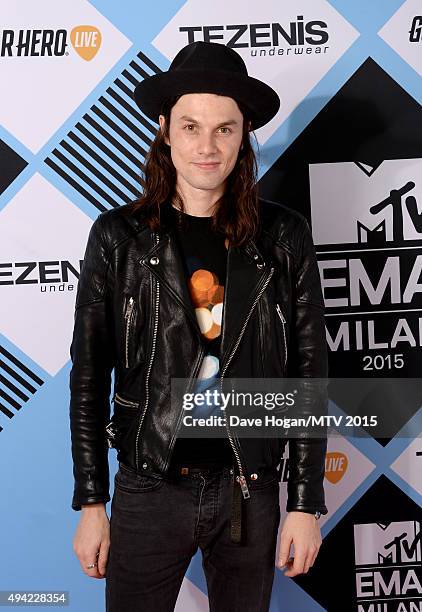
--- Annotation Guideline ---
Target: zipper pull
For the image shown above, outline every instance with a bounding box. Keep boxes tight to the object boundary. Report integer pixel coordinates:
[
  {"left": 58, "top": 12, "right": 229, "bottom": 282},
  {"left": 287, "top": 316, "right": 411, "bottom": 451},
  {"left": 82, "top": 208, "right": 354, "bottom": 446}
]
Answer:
[
  {"left": 276, "top": 303, "right": 286, "bottom": 323},
  {"left": 105, "top": 420, "right": 115, "bottom": 435},
  {"left": 125, "top": 296, "right": 134, "bottom": 319},
  {"left": 236, "top": 475, "right": 250, "bottom": 499},
  {"left": 105, "top": 421, "right": 117, "bottom": 448}
]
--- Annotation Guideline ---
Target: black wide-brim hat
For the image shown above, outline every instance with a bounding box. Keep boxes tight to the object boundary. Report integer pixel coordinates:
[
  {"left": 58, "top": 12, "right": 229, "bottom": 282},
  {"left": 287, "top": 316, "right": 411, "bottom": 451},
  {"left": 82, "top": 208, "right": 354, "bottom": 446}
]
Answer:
[{"left": 133, "top": 41, "right": 280, "bottom": 131}]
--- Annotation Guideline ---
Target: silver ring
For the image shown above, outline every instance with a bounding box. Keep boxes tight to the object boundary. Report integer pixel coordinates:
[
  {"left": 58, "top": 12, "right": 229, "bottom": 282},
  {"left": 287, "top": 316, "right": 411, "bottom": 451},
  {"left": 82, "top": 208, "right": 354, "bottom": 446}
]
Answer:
[{"left": 86, "top": 562, "right": 97, "bottom": 569}]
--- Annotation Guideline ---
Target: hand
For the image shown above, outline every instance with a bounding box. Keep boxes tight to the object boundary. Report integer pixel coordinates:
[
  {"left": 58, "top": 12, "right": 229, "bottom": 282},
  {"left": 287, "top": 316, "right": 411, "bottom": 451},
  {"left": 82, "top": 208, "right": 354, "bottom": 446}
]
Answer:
[
  {"left": 72, "top": 503, "right": 110, "bottom": 579},
  {"left": 276, "top": 511, "right": 322, "bottom": 577}
]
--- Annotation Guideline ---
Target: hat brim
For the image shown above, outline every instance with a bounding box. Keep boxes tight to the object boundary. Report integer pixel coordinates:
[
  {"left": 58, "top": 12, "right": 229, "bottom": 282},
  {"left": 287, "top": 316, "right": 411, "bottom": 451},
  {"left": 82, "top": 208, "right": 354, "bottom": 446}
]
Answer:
[{"left": 133, "top": 69, "right": 280, "bottom": 131}]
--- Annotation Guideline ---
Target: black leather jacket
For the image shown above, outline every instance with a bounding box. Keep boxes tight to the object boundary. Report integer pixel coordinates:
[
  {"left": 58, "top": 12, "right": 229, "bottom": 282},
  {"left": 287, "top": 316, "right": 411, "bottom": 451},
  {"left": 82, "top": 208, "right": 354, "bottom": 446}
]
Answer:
[{"left": 69, "top": 197, "right": 329, "bottom": 529}]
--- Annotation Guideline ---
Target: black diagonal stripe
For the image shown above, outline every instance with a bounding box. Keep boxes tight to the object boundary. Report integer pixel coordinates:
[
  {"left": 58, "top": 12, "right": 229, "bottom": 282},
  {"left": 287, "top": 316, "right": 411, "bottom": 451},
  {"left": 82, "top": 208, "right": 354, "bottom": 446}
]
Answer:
[
  {"left": 44, "top": 158, "right": 109, "bottom": 212},
  {"left": 136, "top": 50, "right": 163, "bottom": 74},
  {"left": 51, "top": 148, "right": 120, "bottom": 208},
  {"left": 107, "top": 79, "right": 157, "bottom": 135},
  {"left": 91, "top": 105, "right": 147, "bottom": 157},
  {"left": 0, "top": 388, "right": 22, "bottom": 410},
  {"left": 0, "top": 403, "right": 14, "bottom": 419},
  {"left": 98, "top": 96, "right": 152, "bottom": 149},
  {"left": 130, "top": 59, "right": 153, "bottom": 81},
  {"left": 68, "top": 131, "right": 140, "bottom": 196},
  {"left": 121, "top": 68, "right": 139, "bottom": 88},
  {"left": 82, "top": 115, "right": 143, "bottom": 168},
  {"left": 0, "top": 425, "right": 3, "bottom": 432},
  {"left": 0, "top": 345, "right": 43, "bottom": 385},
  {"left": 0, "top": 373, "right": 30, "bottom": 402},
  {"left": 109, "top": 81, "right": 158, "bottom": 134},
  {"left": 0, "top": 360, "right": 37, "bottom": 393},
  {"left": 74, "top": 122, "right": 142, "bottom": 183},
  {"left": 60, "top": 140, "right": 129, "bottom": 202}
]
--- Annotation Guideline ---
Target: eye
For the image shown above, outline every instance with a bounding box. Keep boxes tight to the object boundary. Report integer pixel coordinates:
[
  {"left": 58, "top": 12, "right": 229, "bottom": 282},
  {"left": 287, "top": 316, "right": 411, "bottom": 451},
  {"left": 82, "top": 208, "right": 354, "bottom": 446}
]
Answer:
[{"left": 183, "top": 124, "right": 232, "bottom": 133}]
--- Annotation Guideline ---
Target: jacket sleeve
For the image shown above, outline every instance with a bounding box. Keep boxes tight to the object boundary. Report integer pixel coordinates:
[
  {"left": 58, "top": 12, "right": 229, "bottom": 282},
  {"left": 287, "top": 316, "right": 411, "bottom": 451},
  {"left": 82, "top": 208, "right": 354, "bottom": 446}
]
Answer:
[
  {"left": 285, "top": 215, "right": 329, "bottom": 516},
  {"left": 69, "top": 212, "right": 115, "bottom": 511}
]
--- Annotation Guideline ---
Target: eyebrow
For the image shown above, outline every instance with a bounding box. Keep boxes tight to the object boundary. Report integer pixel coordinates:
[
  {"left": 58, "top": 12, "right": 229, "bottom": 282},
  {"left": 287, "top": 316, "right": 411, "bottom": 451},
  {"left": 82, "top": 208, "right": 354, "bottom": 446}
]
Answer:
[{"left": 177, "top": 115, "right": 239, "bottom": 127}]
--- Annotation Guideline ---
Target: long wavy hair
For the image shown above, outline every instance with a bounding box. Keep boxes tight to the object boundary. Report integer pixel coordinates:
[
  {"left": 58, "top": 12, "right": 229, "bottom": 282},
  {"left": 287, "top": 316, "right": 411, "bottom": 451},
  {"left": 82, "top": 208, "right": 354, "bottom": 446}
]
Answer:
[{"left": 128, "top": 94, "right": 261, "bottom": 246}]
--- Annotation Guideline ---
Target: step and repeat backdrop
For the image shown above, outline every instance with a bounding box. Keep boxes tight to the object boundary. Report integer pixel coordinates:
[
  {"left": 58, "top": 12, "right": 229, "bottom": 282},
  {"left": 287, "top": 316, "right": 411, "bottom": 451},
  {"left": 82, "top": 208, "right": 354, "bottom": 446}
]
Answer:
[{"left": 0, "top": 1, "right": 421, "bottom": 611}]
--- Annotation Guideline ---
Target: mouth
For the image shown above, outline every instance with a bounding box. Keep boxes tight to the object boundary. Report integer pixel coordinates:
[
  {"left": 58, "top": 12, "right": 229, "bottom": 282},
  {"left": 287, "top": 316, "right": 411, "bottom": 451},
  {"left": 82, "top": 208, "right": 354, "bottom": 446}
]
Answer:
[{"left": 193, "top": 162, "right": 220, "bottom": 170}]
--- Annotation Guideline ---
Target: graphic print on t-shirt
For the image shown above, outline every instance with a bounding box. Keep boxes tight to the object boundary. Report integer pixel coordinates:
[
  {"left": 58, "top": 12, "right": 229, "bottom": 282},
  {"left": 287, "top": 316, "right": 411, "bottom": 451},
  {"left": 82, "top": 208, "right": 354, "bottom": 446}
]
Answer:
[
  {"left": 189, "top": 268, "right": 224, "bottom": 380},
  {"left": 184, "top": 254, "right": 228, "bottom": 418}
]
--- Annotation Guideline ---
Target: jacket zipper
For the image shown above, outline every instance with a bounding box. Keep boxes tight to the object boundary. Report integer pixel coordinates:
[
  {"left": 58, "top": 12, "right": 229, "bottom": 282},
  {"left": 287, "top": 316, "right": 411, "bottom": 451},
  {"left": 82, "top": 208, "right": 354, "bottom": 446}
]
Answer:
[
  {"left": 124, "top": 297, "right": 135, "bottom": 369},
  {"left": 114, "top": 392, "right": 139, "bottom": 408},
  {"left": 162, "top": 342, "right": 205, "bottom": 472},
  {"left": 135, "top": 233, "right": 160, "bottom": 471},
  {"left": 275, "top": 302, "right": 288, "bottom": 370},
  {"left": 275, "top": 303, "right": 290, "bottom": 439},
  {"left": 220, "top": 266, "right": 275, "bottom": 499}
]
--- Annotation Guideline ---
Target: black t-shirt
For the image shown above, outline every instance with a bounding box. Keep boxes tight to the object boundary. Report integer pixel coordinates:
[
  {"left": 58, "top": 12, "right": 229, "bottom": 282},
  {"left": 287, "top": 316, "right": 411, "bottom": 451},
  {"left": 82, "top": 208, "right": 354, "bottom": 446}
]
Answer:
[{"left": 167, "top": 205, "right": 233, "bottom": 467}]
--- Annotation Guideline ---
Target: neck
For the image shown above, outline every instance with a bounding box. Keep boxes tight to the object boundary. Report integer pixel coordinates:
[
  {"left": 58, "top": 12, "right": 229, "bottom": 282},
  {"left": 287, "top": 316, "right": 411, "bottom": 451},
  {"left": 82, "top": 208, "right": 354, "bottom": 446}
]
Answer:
[{"left": 173, "top": 178, "right": 226, "bottom": 217}]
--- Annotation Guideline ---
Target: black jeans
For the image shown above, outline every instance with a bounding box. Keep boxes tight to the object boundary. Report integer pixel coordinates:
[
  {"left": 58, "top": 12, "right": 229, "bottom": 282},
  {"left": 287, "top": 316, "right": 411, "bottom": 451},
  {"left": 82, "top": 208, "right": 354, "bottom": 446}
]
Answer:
[{"left": 105, "top": 461, "right": 281, "bottom": 612}]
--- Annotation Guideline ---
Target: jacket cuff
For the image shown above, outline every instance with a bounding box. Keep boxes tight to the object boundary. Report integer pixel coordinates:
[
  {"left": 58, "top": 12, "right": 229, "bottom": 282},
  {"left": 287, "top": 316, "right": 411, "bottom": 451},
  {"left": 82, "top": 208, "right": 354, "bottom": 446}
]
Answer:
[
  {"left": 286, "top": 437, "right": 328, "bottom": 515},
  {"left": 71, "top": 466, "right": 110, "bottom": 511},
  {"left": 72, "top": 493, "right": 110, "bottom": 511},
  {"left": 285, "top": 502, "right": 328, "bottom": 515}
]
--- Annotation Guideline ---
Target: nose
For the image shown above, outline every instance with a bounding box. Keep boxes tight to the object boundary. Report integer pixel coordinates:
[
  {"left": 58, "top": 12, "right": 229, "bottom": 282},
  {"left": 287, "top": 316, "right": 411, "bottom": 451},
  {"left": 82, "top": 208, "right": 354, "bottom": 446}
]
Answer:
[{"left": 197, "top": 131, "right": 218, "bottom": 156}]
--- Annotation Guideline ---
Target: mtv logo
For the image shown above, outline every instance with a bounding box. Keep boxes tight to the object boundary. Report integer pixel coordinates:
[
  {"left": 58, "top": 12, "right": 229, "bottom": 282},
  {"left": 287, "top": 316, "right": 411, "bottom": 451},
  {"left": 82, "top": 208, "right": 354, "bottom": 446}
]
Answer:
[
  {"left": 309, "top": 159, "right": 422, "bottom": 246},
  {"left": 354, "top": 521, "right": 422, "bottom": 566},
  {"left": 357, "top": 219, "right": 386, "bottom": 244}
]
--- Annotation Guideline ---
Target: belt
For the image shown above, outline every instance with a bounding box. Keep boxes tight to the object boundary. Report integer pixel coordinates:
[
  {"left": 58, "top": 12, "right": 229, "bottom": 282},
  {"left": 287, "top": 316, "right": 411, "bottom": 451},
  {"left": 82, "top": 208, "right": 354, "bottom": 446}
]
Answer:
[
  {"left": 168, "top": 462, "right": 246, "bottom": 545},
  {"left": 231, "top": 475, "right": 243, "bottom": 544}
]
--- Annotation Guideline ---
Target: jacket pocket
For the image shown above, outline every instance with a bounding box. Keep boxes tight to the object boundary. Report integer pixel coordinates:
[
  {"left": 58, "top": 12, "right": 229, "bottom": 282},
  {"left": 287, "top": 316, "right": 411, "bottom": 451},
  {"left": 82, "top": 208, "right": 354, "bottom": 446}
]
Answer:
[
  {"left": 275, "top": 302, "right": 288, "bottom": 371},
  {"left": 105, "top": 393, "right": 140, "bottom": 449},
  {"left": 114, "top": 392, "right": 140, "bottom": 409}
]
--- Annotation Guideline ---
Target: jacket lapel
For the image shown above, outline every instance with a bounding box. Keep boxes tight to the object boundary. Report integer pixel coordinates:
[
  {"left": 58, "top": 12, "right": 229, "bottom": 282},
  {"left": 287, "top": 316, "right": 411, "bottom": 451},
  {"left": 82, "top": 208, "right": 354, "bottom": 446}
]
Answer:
[
  {"left": 219, "top": 241, "right": 272, "bottom": 367},
  {"left": 140, "top": 230, "right": 202, "bottom": 338}
]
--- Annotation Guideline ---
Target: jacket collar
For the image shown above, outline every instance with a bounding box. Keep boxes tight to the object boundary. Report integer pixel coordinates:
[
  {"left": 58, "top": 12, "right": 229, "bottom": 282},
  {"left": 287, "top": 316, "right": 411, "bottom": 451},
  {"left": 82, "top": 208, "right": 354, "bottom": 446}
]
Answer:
[{"left": 139, "top": 201, "right": 273, "bottom": 367}]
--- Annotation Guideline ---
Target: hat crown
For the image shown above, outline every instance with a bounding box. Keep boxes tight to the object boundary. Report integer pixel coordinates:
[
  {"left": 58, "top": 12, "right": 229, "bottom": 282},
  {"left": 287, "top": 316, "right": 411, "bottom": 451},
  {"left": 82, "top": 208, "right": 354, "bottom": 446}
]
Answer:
[
  {"left": 169, "top": 41, "right": 248, "bottom": 76},
  {"left": 133, "top": 41, "right": 280, "bottom": 131}
]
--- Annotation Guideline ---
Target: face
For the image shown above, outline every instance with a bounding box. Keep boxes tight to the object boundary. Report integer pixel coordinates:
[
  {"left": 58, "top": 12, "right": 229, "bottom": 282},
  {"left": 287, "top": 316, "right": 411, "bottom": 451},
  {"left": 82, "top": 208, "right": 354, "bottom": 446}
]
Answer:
[{"left": 159, "top": 93, "right": 248, "bottom": 197}]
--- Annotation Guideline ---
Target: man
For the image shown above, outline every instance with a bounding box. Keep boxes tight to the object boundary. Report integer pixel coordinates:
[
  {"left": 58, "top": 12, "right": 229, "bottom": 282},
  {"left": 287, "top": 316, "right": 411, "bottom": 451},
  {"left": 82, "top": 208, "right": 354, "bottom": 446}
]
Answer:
[{"left": 70, "top": 41, "right": 328, "bottom": 611}]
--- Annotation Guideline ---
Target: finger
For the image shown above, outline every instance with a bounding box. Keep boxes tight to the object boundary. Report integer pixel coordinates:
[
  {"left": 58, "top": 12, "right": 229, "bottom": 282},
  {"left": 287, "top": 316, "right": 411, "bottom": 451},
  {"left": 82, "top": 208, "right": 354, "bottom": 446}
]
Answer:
[
  {"left": 81, "top": 556, "right": 102, "bottom": 579},
  {"left": 283, "top": 556, "right": 295, "bottom": 576},
  {"left": 98, "top": 544, "right": 109, "bottom": 577},
  {"left": 285, "top": 549, "right": 306, "bottom": 577},
  {"left": 303, "top": 551, "right": 315, "bottom": 573},
  {"left": 277, "top": 534, "right": 292, "bottom": 568},
  {"left": 308, "top": 545, "right": 320, "bottom": 570},
  {"left": 293, "top": 547, "right": 306, "bottom": 573}
]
